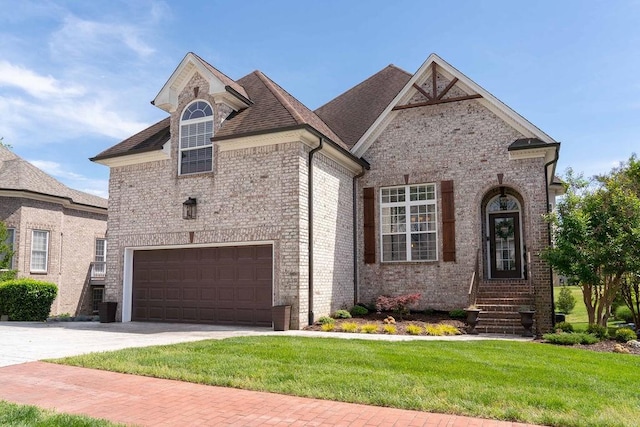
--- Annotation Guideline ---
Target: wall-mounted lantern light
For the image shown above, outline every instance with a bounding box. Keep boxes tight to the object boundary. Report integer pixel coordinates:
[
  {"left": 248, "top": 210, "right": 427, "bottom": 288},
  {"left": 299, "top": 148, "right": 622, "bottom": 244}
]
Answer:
[
  {"left": 498, "top": 187, "right": 508, "bottom": 211},
  {"left": 182, "top": 197, "right": 197, "bottom": 219}
]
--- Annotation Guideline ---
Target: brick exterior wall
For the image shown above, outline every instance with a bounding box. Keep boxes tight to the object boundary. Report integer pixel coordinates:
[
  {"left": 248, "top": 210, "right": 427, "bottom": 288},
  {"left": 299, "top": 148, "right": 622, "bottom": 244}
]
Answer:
[
  {"left": 0, "top": 196, "right": 107, "bottom": 316},
  {"left": 105, "top": 71, "right": 362, "bottom": 329},
  {"left": 310, "top": 153, "right": 355, "bottom": 320},
  {"left": 356, "top": 74, "right": 553, "bottom": 332}
]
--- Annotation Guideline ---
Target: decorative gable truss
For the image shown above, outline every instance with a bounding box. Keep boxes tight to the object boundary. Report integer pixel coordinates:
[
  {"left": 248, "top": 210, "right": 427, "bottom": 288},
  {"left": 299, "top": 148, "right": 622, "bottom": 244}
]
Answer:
[{"left": 351, "top": 54, "right": 558, "bottom": 178}]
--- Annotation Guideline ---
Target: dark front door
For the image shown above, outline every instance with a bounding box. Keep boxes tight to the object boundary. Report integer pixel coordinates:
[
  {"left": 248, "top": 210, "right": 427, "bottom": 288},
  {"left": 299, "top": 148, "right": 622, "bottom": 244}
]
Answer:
[{"left": 489, "top": 212, "right": 521, "bottom": 279}]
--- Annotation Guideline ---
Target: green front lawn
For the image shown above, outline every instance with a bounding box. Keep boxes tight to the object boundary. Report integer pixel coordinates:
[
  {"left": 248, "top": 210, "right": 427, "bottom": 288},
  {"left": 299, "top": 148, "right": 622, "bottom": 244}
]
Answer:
[
  {"left": 54, "top": 336, "right": 640, "bottom": 427},
  {"left": 0, "top": 401, "right": 121, "bottom": 427},
  {"left": 555, "top": 286, "right": 625, "bottom": 331}
]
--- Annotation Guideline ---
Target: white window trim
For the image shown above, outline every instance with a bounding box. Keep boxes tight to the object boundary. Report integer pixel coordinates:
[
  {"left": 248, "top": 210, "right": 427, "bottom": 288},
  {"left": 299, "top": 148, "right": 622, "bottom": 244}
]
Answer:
[
  {"left": 380, "top": 183, "right": 438, "bottom": 262},
  {"left": 178, "top": 100, "right": 214, "bottom": 176},
  {"left": 30, "top": 230, "right": 49, "bottom": 273}
]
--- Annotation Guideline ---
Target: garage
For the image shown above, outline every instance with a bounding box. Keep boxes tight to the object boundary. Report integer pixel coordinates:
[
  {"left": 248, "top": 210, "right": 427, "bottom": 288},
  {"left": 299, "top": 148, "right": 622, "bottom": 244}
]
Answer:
[{"left": 132, "top": 245, "right": 273, "bottom": 326}]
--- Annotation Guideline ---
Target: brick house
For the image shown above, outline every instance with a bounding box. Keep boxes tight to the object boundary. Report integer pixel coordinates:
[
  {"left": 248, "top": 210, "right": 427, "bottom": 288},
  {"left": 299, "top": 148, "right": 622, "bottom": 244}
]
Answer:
[
  {"left": 0, "top": 145, "right": 108, "bottom": 316},
  {"left": 92, "top": 52, "right": 563, "bottom": 334}
]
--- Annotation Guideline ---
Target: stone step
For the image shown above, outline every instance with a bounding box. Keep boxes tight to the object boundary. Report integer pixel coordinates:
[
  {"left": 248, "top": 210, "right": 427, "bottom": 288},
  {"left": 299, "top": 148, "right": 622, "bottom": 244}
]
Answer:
[
  {"left": 475, "top": 323, "right": 529, "bottom": 335},
  {"left": 476, "top": 292, "right": 533, "bottom": 299},
  {"left": 475, "top": 297, "right": 533, "bottom": 305},
  {"left": 476, "top": 304, "right": 529, "bottom": 313}
]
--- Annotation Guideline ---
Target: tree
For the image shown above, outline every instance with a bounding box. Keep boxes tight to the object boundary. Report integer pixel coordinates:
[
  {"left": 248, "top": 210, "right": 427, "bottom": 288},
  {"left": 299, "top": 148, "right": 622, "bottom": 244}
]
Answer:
[
  {"left": 543, "top": 158, "right": 640, "bottom": 327},
  {"left": 0, "top": 221, "right": 16, "bottom": 282},
  {"left": 0, "top": 137, "right": 11, "bottom": 149}
]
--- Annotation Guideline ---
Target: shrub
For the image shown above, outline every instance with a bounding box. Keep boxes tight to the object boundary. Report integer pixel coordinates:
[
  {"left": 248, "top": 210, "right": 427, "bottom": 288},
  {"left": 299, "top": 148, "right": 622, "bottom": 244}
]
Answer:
[
  {"left": 555, "top": 321, "right": 574, "bottom": 333},
  {"left": 382, "top": 324, "right": 397, "bottom": 334},
  {"left": 320, "top": 322, "right": 335, "bottom": 332},
  {"left": 375, "top": 293, "right": 421, "bottom": 320},
  {"left": 317, "top": 316, "right": 335, "bottom": 325},
  {"left": 424, "top": 324, "right": 461, "bottom": 336},
  {"left": 349, "top": 305, "right": 369, "bottom": 317},
  {"left": 586, "top": 323, "right": 608, "bottom": 340},
  {"left": 360, "top": 324, "right": 378, "bottom": 334},
  {"left": 556, "top": 286, "right": 576, "bottom": 314},
  {"left": 405, "top": 324, "right": 423, "bottom": 335},
  {"left": 615, "top": 306, "right": 634, "bottom": 323},
  {"left": 340, "top": 322, "right": 358, "bottom": 333},
  {"left": 0, "top": 269, "right": 17, "bottom": 283},
  {"left": 543, "top": 332, "right": 599, "bottom": 345},
  {"left": 448, "top": 308, "right": 466, "bottom": 319},
  {"left": 0, "top": 279, "right": 57, "bottom": 321},
  {"left": 615, "top": 328, "right": 637, "bottom": 343},
  {"left": 332, "top": 309, "right": 352, "bottom": 319}
]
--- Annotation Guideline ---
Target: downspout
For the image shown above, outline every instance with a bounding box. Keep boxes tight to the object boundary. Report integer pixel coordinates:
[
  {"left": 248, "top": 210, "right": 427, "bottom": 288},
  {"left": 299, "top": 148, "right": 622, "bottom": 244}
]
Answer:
[
  {"left": 352, "top": 167, "right": 366, "bottom": 306},
  {"left": 544, "top": 145, "right": 560, "bottom": 330},
  {"left": 308, "top": 137, "right": 324, "bottom": 325}
]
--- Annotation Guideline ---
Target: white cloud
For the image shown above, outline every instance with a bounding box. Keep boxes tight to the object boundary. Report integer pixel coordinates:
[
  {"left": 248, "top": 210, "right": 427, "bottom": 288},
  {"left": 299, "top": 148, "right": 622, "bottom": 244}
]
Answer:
[
  {"left": 0, "top": 61, "right": 85, "bottom": 99},
  {"left": 50, "top": 14, "right": 155, "bottom": 59}
]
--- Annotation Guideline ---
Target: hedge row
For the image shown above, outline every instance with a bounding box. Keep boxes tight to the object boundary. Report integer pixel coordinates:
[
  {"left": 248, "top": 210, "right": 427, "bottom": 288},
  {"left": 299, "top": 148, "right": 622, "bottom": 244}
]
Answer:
[{"left": 0, "top": 279, "right": 58, "bottom": 321}]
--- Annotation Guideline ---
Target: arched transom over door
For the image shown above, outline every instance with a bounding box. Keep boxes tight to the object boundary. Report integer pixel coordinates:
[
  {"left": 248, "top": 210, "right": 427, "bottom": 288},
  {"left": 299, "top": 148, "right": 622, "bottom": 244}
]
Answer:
[{"left": 486, "top": 194, "right": 523, "bottom": 279}]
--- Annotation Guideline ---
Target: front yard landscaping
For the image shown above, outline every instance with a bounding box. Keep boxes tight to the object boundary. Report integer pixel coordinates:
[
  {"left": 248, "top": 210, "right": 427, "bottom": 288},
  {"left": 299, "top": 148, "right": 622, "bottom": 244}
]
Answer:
[{"left": 54, "top": 336, "right": 640, "bottom": 427}]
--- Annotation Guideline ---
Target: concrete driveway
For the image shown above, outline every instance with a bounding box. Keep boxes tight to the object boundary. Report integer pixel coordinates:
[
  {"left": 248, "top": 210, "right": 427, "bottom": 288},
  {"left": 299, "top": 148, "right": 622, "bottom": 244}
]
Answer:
[{"left": 0, "top": 321, "right": 276, "bottom": 367}]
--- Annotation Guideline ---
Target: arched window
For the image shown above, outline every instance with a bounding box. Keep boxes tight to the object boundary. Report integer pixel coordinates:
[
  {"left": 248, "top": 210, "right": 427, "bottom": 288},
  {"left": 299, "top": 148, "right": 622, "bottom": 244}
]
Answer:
[{"left": 179, "top": 101, "right": 213, "bottom": 175}]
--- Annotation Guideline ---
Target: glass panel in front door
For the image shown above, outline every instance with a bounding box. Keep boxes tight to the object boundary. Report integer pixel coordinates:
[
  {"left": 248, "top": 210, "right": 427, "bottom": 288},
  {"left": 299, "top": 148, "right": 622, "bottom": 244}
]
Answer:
[{"left": 494, "top": 217, "right": 516, "bottom": 272}]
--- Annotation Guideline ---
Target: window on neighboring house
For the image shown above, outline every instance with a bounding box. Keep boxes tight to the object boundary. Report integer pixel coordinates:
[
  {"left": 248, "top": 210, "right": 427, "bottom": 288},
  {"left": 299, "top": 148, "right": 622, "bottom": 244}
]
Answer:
[
  {"left": 93, "top": 238, "right": 106, "bottom": 278},
  {"left": 30, "top": 230, "right": 49, "bottom": 273},
  {"left": 179, "top": 100, "right": 213, "bottom": 175},
  {"left": 92, "top": 287, "right": 104, "bottom": 313},
  {"left": 1, "top": 228, "right": 15, "bottom": 269},
  {"left": 380, "top": 184, "right": 437, "bottom": 262}
]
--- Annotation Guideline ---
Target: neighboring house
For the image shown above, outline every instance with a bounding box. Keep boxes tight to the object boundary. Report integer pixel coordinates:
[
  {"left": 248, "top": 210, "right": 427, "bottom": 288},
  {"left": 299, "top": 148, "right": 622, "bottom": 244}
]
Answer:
[
  {"left": 0, "top": 146, "right": 108, "bottom": 316},
  {"left": 92, "top": 52, "right": 563, "bottom": 334}
]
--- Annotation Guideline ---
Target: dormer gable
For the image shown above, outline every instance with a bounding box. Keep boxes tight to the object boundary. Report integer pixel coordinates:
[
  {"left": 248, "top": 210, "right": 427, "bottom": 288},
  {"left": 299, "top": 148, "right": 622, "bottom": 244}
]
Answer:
[{"left": 152, "top": 52, "right": 251, "bottom": 113}]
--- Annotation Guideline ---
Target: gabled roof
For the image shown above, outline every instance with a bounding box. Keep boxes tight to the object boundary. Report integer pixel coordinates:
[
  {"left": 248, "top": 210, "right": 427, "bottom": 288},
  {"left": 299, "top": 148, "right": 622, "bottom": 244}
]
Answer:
[
  {"left": 315, "top": 65, "right": 412, "bottom": 149},
  {"left": 215, "top": 70, "right": 346, "bottom": 148},
  {"left": 0, "top": 145, "right": 108, "bottom": 210},
  {"left": 92, "top": 117, "right": 170, "bottom": 161},
  {"left": 153, "top": 52, "right": 251, "bottom": 113},
  {"left": 350, "top": 53, "right": 559, "bottom": 157}
]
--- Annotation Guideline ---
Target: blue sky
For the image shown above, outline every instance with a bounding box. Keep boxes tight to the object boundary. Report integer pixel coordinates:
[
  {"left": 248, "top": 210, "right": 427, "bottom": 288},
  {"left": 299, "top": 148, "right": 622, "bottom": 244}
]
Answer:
[{"left": 1, "top": 0, "right": 638, "bottom": 198}]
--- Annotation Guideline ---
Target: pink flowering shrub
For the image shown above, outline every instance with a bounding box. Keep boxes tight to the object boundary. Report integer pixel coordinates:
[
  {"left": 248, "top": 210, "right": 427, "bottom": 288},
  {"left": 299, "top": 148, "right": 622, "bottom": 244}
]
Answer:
[{"left": 375, "top": 293, "right": 421, "bottom": 320}]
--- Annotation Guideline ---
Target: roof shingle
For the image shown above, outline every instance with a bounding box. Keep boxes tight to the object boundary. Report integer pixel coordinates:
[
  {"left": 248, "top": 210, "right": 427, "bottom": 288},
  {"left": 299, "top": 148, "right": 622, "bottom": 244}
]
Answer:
[
  {"left": 0, "top": 145, "right": 108, "bottom": 209},
  {"left": 315, "top": 65, "right": 412, "bottom": 148}
]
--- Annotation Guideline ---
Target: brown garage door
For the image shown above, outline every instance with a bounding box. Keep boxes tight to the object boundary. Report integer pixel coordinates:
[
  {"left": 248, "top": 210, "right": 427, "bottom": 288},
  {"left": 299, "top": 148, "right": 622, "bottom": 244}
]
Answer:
[{"left": 132, "top": 245, "right": 272, "bottom": 326}]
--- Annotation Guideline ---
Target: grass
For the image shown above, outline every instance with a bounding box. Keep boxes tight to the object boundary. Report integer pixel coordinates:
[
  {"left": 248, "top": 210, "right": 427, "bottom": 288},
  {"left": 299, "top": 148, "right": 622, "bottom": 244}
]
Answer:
[
  {"left": 53, "top": 336, "right": 640, "bottom": 427},
  {"left": 0, "top": 401, "right": 121, "bottom": 426},
  {"left": 554, "top": 286, "right": 623, "bottom": 331}
]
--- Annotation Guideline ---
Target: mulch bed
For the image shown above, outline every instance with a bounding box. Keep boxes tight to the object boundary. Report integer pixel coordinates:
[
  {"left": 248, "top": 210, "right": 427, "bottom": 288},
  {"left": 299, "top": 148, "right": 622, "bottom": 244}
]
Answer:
[
  {"left": 304, "top": 311, "right": 466, "bottom": 335},
  {"left": 304, "top": 311, "right": 640, "bottom": 355}
]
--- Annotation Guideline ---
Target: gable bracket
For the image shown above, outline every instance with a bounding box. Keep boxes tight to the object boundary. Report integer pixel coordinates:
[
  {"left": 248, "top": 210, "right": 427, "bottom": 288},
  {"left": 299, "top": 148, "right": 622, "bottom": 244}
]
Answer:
[
  {"left": 392, "top": 93, "right": 482, "bottom": 111},
  {"left": 413, "top": 83, "right": 432, "bottom": 100}
]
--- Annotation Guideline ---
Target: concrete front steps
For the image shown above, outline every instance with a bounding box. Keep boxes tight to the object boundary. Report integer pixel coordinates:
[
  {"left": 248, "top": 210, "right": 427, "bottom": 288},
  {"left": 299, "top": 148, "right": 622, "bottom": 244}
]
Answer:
[{"left": 474, "top": 279, "right": 535, "bottom": 335}]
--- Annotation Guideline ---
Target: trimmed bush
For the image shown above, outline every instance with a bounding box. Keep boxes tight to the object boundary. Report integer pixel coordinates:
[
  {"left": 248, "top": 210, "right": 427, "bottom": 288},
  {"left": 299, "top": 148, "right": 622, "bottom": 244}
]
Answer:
[
  {"left": 555, "top": 321, "right": 574, "bottom": 333},
  {"left": 448, "top": 308, "right": 466, "bottom": 319},
  {"left": 317, "top": 316, "right": 335, "bottom": 325},
  {"left": 0, "top": 279, "right": 57, "bottom": 321},
  {"left": 556, "top": 286, "right": 576, "bottom": 314},
  {"left": 586, "top": 324, "right": 608, "bottom": 340},
  {"left": 615, "top": 306, "right": 634, "bottom": 323},
  {"left": 340, "top": 322, "right": 358, "bottom": 333},
  {"left": 543, "top": 332, "right": 599, "bottom": 345},
  {"left": 615, "top": 328, "right": 637, "bottom": 343},
  {"left": 360, "top": 324, "right": 378, "bottom": 334},
  {"left": 320, "top": 323, "right": 335, "bottom": 332},
  {"left": 382, "top": 324, "right": 397, "bottom": 334},
  {"left": 375, "top": 293, "right": 421, "bottom": 320},
  {"left": 349, "top": 305, "right": 369, "bottom": 317},
  {"left": 405, "top": 324, "right": 423, "bottom": 335},
  {"left": 332, "top": 309, "right": 352, "bottom": 319}
]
